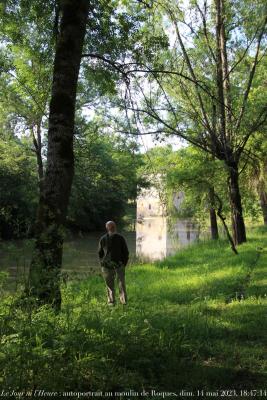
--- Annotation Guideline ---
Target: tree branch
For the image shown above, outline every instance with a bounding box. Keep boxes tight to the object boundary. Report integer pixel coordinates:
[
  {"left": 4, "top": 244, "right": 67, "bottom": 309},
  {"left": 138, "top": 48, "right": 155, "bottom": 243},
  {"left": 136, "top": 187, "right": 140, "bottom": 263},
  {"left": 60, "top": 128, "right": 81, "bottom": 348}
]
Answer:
[{"left": 235, "top": 16, "right": 267, "bottom": 133}]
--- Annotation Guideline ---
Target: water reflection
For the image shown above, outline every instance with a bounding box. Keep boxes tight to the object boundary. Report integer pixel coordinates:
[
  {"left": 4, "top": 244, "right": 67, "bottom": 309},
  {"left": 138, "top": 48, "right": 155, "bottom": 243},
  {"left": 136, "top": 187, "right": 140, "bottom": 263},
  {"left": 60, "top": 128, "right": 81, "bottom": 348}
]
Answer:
[{"left": 136, "top": 217, "right": 199, "bottom": 261}]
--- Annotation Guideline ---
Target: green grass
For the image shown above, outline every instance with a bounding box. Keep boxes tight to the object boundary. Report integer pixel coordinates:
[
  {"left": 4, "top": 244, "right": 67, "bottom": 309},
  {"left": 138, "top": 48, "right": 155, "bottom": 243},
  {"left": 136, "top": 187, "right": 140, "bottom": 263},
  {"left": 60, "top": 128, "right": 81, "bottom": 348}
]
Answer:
[{"left": 0, "top": 226, "right": 266, "bottom": 399}]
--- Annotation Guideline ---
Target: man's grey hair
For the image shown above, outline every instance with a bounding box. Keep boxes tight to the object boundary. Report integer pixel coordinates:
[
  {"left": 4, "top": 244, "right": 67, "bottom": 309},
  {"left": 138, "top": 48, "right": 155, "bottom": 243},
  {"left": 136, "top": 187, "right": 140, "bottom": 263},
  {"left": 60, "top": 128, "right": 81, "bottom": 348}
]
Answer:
[{"left": 106, "top": 221, "right": 116, "bottom": 227}]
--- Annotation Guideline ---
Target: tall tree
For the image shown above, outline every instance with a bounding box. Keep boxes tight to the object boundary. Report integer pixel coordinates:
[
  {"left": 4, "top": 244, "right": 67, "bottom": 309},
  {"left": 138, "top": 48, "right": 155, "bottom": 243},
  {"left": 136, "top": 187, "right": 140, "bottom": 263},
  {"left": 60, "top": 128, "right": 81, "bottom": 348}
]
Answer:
[
  {"left": 108, "top": 0, "right": 267, "bottom": 245},
  {"left": 27, "top": 0, "right": 90, "bottom": 310}
]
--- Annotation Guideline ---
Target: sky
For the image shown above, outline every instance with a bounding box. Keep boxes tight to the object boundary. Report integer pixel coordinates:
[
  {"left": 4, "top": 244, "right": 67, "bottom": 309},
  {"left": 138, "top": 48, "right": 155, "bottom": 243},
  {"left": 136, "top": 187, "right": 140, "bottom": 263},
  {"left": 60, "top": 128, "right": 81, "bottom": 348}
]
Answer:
[
  {"left": 137, "top": 132, "right": 184, "bottom": 152},
  {"left": 82, "top": 106, "right": 184, "bottom": 153}
]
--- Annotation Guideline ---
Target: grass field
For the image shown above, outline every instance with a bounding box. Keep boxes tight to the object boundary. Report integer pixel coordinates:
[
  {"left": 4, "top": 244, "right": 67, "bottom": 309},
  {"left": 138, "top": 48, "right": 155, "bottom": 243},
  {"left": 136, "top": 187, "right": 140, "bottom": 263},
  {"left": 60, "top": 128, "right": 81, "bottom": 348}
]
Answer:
[{"left": 0, "top": 226, "right": 266, "bottom": 399}]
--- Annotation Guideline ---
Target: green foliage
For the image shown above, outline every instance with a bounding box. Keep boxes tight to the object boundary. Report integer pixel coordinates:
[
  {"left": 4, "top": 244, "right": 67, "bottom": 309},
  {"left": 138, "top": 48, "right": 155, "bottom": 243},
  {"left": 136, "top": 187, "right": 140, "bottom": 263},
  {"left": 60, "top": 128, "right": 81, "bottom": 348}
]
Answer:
[
  {"left": 120, "top": 0, "right": 267, "bottom": 197},
  {"left": 0, "top": 0, "right": 55, "bottom": 130},
  {"left": 0, "top": 117, "right": 144, "bottom": 238},
  {"left": 240, "top": 130, "right": 267, "bottom": 222},
  {"left": 140, "top": 144, "right": 263, "bottom": 228},
  {"left": 0, "top": 226, "right": 266, "bottom": 393},
  {"left": 68, "top": 122, "right": 144, "bottom": 231},
  {"left": 0, "top": 136, "right": 38, "bottom": 239},
  {"left": 78, "top": 0, "right": 153, "bottom": 102},
  {"left": 164, "top": 147, "right": 227, "bottom": 221},
  {"left": 0, "top": 0, "right": 150, "bottom": 240}
]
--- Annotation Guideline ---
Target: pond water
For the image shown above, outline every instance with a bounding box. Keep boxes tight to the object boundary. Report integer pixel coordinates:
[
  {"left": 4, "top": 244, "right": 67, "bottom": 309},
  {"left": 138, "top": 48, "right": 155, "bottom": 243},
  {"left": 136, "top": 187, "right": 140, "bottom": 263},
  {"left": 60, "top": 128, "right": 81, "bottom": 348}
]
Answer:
[
  {"left": 0, "top": 231, "right": 136, "bottom": 289},
  {"left": 0, "top": 218, "right": 199, "bottom": 289}
]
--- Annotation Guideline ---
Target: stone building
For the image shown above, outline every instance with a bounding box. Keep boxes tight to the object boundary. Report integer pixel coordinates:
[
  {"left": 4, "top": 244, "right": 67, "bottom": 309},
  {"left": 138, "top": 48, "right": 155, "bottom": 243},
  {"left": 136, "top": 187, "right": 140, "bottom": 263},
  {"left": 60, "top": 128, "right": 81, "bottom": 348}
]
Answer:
[{"left": 136, "top": 186, "right": 198, "bottom": 260}]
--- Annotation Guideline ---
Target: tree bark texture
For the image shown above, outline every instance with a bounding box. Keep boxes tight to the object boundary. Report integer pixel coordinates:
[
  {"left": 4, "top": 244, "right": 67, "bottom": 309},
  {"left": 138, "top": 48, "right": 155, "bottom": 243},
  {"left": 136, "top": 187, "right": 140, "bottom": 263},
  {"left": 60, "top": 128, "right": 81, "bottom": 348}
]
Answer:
[
  {"left": 228, "top": 161, "right": 247, "bottom": 245},
  {"left": 215, "top": 0, "right": 247, "bottom": 244},
  {"left": 209, "top": 187, "right": 219, "bottom": 240},
  {"left": 259, "top": 190, "right": 267, "bottom": 225},
  {"left": 27, "top": 0, "right": 90, "bottom": 310}
]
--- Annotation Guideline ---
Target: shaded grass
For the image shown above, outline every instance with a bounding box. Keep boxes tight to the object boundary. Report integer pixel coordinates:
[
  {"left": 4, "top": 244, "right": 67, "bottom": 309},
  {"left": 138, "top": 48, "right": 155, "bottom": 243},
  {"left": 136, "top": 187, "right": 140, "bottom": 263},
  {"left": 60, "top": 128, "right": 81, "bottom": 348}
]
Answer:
[{"left": 0, "top": 226, "right": 266, "bottom": 399}]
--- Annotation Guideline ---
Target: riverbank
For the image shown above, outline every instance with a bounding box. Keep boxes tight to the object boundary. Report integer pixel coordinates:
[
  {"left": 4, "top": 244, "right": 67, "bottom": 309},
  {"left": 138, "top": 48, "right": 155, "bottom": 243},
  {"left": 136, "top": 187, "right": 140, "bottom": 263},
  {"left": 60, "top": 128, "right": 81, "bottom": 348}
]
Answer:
[{"left": 0, "top": 226, "right": 266, "bottom": 399}]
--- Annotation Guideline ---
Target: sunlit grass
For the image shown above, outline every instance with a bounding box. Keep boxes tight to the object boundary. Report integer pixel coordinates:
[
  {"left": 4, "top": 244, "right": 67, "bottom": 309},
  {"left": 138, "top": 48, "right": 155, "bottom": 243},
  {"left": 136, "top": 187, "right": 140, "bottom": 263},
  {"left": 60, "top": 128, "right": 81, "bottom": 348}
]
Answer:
[{"left": 0, "top": 226, "right": 266, "bottom": 396}]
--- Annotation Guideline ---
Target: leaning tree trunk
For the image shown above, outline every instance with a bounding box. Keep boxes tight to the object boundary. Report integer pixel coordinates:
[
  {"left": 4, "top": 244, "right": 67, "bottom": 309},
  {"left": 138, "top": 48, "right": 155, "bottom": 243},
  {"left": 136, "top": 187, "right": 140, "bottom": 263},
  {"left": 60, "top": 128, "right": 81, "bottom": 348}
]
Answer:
[
  {"left": 228, "top": 161, "right": 247, "bottom": 245},
  {"left": 209, "top": 187, "right": 219, "bottom": 240},
  {"left": 27, "top": 0, "right": 90, "bottom": 310}
]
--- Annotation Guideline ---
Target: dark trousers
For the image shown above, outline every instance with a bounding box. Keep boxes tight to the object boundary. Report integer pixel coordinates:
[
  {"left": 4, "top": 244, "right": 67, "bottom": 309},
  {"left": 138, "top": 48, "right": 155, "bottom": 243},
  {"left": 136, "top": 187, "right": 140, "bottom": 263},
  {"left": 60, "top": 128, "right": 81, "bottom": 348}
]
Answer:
[{"left": 101, "top": 264, "right": 127, "bottom": 304}]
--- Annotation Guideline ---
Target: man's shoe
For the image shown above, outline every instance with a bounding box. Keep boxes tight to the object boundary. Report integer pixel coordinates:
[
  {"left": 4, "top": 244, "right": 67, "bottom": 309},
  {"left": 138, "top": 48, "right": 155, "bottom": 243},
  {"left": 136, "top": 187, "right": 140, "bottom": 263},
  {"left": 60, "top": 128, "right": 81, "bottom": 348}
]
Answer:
[{"left": 107, "top": 302, "right": 115, "bottom": 306}]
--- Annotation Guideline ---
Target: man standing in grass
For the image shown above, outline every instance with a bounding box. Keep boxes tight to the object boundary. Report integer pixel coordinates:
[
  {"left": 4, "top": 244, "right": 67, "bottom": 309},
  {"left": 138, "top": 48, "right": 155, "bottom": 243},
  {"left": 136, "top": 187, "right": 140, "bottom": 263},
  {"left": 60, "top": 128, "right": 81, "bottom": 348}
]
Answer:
[{"left": 98, "top": 221, "right": 129, "bottom": 306}]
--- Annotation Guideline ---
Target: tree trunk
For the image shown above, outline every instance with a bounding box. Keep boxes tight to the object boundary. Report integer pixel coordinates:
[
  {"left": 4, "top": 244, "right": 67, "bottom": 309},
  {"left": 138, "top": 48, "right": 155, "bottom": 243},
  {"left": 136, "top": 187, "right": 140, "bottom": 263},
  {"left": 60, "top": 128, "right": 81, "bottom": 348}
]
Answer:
[
  {"left": 29, "top": 122, "right": 44, "bottom": 237},
  {"left": 31, "top": 121, "right": 44, "bottom": 193},
  {"left": 228, "top": 162, "right": 247, "bottom": 245},
  {"left": 36, "top": 123, "right": 44, "bottom": 186},
  {"left": 219, "top": 0, "right": 232, "bottom": 138},
  {"left": 215, "top": 0, "right": 227, "bottom": 147},
  {"left": 259, "top": 190, "right": 267, "bottom": 225},
  {"left": 27, "top": 0, "right": 89, "bottom": 310},
  {"left": 257, "top": 159, "right": 267, "bottom": 225},
  {"left": 209, "top": 187, "right": 219, "bottom": 239}
]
